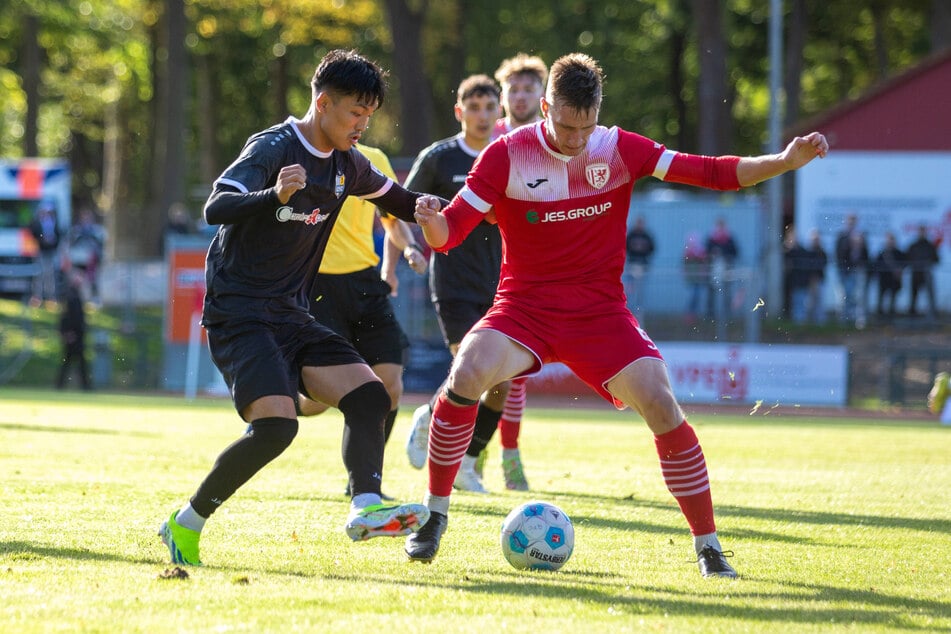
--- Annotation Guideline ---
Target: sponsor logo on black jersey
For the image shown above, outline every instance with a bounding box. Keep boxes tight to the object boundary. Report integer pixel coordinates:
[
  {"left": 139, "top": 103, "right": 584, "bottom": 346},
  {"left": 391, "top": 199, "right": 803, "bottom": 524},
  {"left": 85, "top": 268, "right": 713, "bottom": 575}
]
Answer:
[{"left": 276, "top": 205, "right": 330, "bottom": 225}]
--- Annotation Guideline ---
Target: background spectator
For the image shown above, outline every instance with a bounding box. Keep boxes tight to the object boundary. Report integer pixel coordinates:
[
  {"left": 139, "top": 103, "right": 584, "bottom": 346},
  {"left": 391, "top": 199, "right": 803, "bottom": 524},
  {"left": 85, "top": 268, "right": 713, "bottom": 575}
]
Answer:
[
  {"left": 624, "top": 215, "right": 655, "bottom": 316},
  {"left": 705, "top": 217, "right": 738, "bottom": 320},
  {"left": 804, "top": 228, "right": 828, "bottom": 324},
  {"left": 67, "top": 207, "right": 106, "bottom": 305},
  {"left": 56, "top": 271, "right": 91, "bottom": 390},
  {"left": 835, "top": 214, "right": 869, "bottom": 326},
  {"left": 874, "top": 231, "right": 905, "bottom": 318},
  {"left": 29, "top": 201, "right": 61, "bottom": 305},
  {"left": 783, "top": 227, "right": 811, "bottom": 324},
  {"left": 905, "top": 224, "right": 939, "bottom": 319},
  {"left": 683, "top": 232, "right": 709, "bottom": 323}
]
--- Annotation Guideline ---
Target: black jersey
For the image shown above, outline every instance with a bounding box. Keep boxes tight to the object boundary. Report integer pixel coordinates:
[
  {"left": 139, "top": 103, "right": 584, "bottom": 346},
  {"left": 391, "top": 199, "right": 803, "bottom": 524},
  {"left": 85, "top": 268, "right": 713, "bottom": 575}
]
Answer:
[
  {"left": 404, "top": 133, "right": 501, "bottom": 304},
  {"left": 202, "top": 118, "right": 392, "bottom": 323}
]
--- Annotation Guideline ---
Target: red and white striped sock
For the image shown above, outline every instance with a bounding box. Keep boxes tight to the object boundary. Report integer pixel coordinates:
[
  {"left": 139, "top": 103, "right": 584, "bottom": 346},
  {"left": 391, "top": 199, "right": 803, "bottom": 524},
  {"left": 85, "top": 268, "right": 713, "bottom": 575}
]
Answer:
[
  {"left": 428, "top": 391, "right": 478, "bottom": 497},
  {"left": 499, "top": 377, "right": 527, "bottom": 449},
  {"left": 654, "top": 421, "right": 716, "bottom": 536}
]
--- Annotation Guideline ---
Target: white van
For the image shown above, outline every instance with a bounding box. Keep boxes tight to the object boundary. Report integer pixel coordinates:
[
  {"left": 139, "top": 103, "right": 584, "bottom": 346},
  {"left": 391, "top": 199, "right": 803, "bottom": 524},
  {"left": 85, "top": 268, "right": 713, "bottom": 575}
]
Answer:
[{"left": 0, "top": 158, "right": 71, "bottom": 296}]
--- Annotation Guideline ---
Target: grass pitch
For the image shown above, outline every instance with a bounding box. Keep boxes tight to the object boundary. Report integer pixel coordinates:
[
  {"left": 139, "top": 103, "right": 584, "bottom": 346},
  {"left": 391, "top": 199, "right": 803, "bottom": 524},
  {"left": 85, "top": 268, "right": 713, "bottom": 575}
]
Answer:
[{"left": 0, "top": 388, "right": 949, "bottom": 633}]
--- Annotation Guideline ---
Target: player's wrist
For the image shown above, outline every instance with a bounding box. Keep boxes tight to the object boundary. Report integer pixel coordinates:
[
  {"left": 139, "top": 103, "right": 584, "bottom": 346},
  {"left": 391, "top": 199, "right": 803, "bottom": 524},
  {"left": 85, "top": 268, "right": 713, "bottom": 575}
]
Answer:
[{"left": 404, "top": 243, "right": 424, "bottom": 259}]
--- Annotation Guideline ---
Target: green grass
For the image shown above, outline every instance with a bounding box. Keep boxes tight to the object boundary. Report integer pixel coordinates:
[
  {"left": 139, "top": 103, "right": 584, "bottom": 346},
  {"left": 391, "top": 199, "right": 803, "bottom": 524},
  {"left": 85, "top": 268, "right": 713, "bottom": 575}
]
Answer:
[
  {"left": 0, "top": 299, "right": 164, "bottom": 389},
  {"left": 1, "top": 388, "right": 949, "bottom": 633}
]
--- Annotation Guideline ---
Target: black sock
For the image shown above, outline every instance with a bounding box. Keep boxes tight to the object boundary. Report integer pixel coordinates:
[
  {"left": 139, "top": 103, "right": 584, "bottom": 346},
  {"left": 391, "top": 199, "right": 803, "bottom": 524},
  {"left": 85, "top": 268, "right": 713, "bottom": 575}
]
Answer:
[
  {"left": 467, "top": 403, "right": 502, "bottom": 458},
  {"left": 190, "top": 416, "right": 298, "bottom": 517},
  {"left": 339, "top": 381, "right": 391, "bottom": 497},
  {"left": 383, "top": 408, "right": 398, "bottom": 445}
]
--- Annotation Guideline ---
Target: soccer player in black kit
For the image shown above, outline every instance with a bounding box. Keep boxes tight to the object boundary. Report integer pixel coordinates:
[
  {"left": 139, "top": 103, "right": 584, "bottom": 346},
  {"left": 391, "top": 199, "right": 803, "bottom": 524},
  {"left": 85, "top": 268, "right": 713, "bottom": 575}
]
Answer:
[
  {"left": 158, "top": 49, "right": 435, "bottom": 566},
  {"left": 402, "top": 75, "right": 506, "bottom": 494}
]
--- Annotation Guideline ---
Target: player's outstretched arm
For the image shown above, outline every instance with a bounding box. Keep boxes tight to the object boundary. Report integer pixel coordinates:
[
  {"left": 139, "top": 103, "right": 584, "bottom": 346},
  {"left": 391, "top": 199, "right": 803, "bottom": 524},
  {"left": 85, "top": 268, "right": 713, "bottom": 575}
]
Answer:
[
  {"left": 415, "top": 195, "right": 449, "bottom": 249},
  {"left": 736, "top": 131, "right": 829, "bottom": 187}
]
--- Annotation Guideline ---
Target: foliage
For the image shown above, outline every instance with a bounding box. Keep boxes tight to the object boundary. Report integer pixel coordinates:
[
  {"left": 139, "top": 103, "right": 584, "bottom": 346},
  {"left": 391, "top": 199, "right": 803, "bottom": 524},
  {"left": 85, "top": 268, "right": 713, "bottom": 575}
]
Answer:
[
  {"left": 0, "top": 0, "right": 941, "bottom": 253},
  {"left": 0, "top": 393, "right": 949, "bottom": 632}
]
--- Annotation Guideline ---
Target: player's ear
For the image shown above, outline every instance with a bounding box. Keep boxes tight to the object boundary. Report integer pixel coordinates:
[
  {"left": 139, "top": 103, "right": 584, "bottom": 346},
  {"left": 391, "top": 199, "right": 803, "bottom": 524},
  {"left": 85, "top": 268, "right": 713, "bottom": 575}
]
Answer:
[
  {"left": 453, "top": 103, "right": 464, "bottom": 123},
  {"left": 315, "top": 91, "right": 331, "bottom": 114}
]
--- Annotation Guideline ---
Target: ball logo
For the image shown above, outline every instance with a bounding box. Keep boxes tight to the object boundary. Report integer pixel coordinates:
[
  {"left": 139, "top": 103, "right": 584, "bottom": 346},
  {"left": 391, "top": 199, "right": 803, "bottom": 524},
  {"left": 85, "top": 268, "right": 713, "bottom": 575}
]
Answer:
[{"left": 276, "top": 206, "right": 293, "bottom": 222}]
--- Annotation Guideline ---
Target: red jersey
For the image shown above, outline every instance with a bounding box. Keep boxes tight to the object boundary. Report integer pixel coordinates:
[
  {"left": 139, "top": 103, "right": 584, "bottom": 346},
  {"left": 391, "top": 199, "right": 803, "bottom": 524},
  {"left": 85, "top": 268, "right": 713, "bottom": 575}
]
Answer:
[{"left": 440, "top": 122, "right": 740, "bottom": 314}]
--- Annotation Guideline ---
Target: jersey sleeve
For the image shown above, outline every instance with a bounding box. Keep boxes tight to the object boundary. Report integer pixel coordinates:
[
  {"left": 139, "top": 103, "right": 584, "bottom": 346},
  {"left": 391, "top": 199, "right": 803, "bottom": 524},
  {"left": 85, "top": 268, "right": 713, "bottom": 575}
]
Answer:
[
  {"left": 438, "top": 140, "right": 509, "bottom": 251},
  {"left": 215, "top": 131, "right": 286, "bottom": 193},
  {"left": 618, "top": 129, "right": 742, "bottom": 191},
  {"left": 358, "top": 146, "right": 398, "bottom": 217}
]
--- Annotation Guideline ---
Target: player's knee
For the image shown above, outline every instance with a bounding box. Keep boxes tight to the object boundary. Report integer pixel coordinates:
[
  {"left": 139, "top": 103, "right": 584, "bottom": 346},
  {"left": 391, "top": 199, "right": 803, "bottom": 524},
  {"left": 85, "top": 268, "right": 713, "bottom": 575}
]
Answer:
[
  {"left": 338, "top": 380, "right": 391, "bottom": 427},
  {"left": 249, "top": 416, "right": 299, "bottom": 456}
]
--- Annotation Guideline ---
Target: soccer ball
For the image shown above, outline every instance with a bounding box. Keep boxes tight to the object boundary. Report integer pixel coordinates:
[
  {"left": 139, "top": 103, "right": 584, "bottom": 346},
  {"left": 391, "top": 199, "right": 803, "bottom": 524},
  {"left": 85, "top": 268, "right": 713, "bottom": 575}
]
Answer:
[{"left": 500, "top": 501, "right": 574, "bottom": 571}]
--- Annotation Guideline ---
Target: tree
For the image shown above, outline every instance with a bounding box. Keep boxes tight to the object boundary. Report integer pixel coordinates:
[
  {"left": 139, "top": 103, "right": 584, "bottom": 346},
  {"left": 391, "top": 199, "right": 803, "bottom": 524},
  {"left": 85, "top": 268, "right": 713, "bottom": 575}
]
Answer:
[{"left": 382, "top": 0, "right": 435, "bottom": 155}]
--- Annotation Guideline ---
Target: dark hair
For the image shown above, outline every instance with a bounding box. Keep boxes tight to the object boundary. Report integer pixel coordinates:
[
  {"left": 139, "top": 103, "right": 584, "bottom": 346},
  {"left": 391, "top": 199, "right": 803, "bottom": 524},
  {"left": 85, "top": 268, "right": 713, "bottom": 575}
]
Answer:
[
  {"left": 312, "top": 49, "right": 387, "bottom": 108},
  {"left": 547, "top": 53, "right": 603, "bottom": 112},
  {"left": 457, "top": 74, "right": 500, "bottom": 103},
  {"left": 495, "top": 53, "right": 548, "bottom": 86}
]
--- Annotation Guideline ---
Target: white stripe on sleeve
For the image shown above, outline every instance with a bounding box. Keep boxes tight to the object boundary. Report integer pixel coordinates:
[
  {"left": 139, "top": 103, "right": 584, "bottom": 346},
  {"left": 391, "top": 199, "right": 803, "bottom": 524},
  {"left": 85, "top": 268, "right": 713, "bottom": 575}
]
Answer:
[
  {"left": 459, "top": 186, "right": 492, "bottom": 214},
  {"left": 360, "top": 178, "right": 394, "bottom": 200},
  {"left": 652, "top": 149, "right": 677, "bottom": 180}
]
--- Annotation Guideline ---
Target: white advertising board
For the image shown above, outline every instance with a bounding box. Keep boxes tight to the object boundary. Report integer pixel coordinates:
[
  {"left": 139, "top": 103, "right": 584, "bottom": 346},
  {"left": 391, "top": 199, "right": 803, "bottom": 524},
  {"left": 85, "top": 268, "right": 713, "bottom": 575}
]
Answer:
[
  {"left": 662, "top": 342, "right": 848, "bottom": 406},
  {"left": 527, "top": 342, "right": 849, "bottom": 407},
  {"left": 795, "top": 151, "right": 951, "bottom": 311}
]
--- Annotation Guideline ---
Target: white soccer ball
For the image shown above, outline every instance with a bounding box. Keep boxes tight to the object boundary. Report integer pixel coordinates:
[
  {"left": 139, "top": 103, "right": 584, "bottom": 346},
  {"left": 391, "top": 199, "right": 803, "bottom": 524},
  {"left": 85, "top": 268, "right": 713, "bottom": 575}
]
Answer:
[{"left": 500, "top": 500, "right": 574, "bottom": 571}]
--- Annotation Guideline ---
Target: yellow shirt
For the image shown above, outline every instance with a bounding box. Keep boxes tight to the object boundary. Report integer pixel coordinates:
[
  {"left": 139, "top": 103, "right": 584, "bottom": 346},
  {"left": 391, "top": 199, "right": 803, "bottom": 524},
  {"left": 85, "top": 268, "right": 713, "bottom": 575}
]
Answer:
[{"left": 319, "top": 145, "right": 396, "bottom": 274}]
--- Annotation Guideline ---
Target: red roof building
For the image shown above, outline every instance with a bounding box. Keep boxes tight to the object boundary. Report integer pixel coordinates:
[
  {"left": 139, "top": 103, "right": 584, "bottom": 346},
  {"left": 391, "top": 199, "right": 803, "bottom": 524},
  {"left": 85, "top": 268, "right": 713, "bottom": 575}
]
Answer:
[{"left": 791, "top": 47, "right": 951, "bottom": 151}]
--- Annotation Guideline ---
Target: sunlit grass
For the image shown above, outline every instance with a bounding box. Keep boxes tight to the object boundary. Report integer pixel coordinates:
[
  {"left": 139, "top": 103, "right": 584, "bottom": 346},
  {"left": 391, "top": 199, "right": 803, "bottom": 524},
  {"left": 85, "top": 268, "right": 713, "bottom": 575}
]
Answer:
[{"left": 0, "top": 388, "right": 949, "bottom": 633}]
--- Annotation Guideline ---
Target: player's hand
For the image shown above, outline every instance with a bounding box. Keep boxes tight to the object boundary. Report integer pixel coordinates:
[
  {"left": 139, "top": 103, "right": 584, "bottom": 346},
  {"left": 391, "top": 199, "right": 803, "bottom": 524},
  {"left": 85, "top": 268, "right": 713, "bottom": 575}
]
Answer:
[
  {"left": 414, "top": 195, "right": 442, "bottom": 226},
  {"left": 783, "top": 132, "right": 829, "bottom": 169},
  {"left": 274, "top": 164, "right": 307, "bottom": 204},
  {"left": 404, "top": 246, "right": 428, "bottom": 275}
]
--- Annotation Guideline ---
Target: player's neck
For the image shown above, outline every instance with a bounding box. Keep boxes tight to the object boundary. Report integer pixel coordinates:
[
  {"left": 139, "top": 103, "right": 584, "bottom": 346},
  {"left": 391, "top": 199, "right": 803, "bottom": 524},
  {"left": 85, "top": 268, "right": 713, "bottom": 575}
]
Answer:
[
  {"left": 295, "top": 106, "right": 334, "bottom": 154},
  {"left": 462, "top": 132, "right": 491, "bottom": 152}
]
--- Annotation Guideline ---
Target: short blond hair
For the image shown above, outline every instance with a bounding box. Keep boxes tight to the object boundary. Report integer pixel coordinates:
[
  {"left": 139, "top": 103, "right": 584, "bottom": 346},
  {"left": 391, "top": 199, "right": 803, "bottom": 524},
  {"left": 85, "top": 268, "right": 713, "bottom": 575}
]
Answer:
[{"left": 494, "top": 53, "right": 547, "bottom": 87}]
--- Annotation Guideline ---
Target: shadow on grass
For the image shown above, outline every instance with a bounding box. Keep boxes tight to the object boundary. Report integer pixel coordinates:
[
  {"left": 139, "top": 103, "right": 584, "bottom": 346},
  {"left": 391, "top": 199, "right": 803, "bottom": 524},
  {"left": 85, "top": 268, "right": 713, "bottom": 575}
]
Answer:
[
  {"left": 266, "top": 566, "right": 951, "bottom": 631},
  {"left": 0, "top": 540, "right": 156, "bottom": 566},
  {"left": 0, "top": 421, "right": 159, "bottom": 437}
]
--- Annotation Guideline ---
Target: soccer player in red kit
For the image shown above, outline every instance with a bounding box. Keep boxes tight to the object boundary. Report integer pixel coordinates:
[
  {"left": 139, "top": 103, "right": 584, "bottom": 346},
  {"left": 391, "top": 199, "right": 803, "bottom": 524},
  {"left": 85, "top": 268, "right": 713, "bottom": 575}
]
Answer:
[{"left": 406, "top": 52, "right": 829, "bottom": 577}]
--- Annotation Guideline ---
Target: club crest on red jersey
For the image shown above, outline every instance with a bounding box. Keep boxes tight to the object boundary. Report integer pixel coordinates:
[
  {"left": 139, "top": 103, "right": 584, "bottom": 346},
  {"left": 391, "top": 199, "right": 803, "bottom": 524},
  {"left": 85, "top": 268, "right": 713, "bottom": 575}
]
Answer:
[{"left": 585, "top": 163, "right": 610, "bottom": 189}]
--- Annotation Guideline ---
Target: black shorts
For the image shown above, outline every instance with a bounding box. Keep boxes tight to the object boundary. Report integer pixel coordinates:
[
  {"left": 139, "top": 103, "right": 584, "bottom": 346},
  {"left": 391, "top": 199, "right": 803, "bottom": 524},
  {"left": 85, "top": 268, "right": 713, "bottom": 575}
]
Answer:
[
  {"left": 206, "top": 300, "right": 364, "bottom": 418},
  {"left": 433, "top": 299, "right": 493, "bottom": 348},
  {"left": 309, "top": 267, "right": 409, "bottom": 366}
]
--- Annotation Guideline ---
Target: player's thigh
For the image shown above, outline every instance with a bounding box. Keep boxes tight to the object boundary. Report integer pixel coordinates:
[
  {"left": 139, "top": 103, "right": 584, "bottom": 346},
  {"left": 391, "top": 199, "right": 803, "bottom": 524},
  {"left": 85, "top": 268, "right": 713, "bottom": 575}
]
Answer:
[
  {"left": 301, "top": 363, "right": 382, "bottom": 408},
  {"left": 606, "top": 358, "right": 683, "bottom": 434},
  {"left": 449, "top": 329, "right": 533, "bottom": 399}
]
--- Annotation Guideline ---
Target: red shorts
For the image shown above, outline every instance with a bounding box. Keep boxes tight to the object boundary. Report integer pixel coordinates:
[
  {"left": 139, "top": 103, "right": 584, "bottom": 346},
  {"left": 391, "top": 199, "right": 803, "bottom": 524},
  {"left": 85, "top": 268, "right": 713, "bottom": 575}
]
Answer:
[{"left": 473, "top": 293, "right": 664, "bottom": 407}]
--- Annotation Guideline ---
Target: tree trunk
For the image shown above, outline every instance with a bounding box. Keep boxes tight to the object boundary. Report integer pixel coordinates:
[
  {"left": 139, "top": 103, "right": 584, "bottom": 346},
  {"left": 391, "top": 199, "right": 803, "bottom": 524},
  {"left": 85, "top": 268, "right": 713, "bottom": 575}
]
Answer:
[
  {"left": 932, "top": 0, "right": 951, "bottom": 51},
  {"left": 382, "top": 0, "right": 434, "bottom": 155},
  {"left": 22, "top": 13, "right": 40, "bottom": 158},
  {"left": 693, "top": 0, "right": 731, "bottom": 155},
  {"left": 147, "top": 0, "right": 187, "bottom": 258},
  {"left": 670, "top": 0, "right": 691, "bottom": 151},
  {"left": 195, "top": 52, "right": 220, "bottom": 190},
  {"left": 783, "top": 0, "right": 807, "bottom": 128}
]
